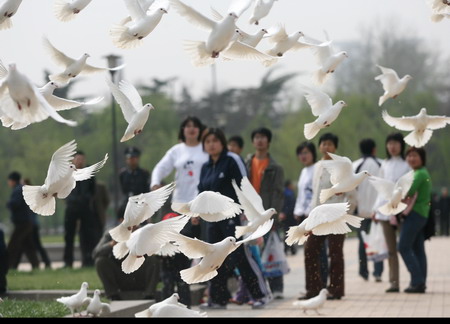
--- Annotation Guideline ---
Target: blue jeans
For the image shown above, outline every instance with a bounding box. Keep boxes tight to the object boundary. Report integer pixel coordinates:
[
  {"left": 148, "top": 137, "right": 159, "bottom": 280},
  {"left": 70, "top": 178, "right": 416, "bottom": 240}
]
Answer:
[
  {"left": 398, "top": 211, "right": 427, "bottom": 287},
  {"left": 358, "top": 219, "right": 384, "bottom": 278}
]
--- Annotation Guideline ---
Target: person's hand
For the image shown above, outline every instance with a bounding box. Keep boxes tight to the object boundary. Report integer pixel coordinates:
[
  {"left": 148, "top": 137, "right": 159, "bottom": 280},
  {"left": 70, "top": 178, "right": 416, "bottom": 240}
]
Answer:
[
  {"left": 151, "top": 184, "right": 162, "bottom": 191},
  {"left": 371, "top": 212, "right": 378, "bottom": 223},
  {"left": 191, "top": 217, "right": 200, "bottom": 226},
  {"left": 110, "top": 240, "right": 117, "bottom": 247},
  {"left": 278, "top": 212, "right": 286, "bottom": 221}
]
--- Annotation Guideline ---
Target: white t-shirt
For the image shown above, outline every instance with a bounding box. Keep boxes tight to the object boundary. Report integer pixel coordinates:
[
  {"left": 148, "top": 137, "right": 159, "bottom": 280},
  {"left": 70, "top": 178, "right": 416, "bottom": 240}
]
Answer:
[
  {"left": 293, "top": 164, "right": 315, "bottom": 217},
  {"left": 151, "top": 143, "right": 209, "bottom": 203}
]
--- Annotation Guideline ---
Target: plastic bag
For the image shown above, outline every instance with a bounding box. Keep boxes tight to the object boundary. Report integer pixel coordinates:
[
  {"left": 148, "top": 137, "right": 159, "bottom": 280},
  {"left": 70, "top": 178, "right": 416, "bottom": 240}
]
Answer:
[
  {"left": 361, "top": 222, "right": 389, "bottom": 262},
  {"left": 261, "top": 231, "right": 290, "bottom": 278}
]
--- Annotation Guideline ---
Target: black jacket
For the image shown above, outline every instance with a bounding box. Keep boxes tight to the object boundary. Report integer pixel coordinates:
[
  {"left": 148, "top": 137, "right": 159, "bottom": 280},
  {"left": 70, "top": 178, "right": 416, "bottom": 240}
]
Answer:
[{"left": 7, "top": 184, "right": 33, "bottom": 225}]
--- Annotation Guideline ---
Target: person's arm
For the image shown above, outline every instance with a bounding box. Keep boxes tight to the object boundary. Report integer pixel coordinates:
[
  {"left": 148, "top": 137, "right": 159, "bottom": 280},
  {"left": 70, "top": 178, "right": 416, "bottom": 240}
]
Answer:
[
  {"left": 7, "top": 187, "right": 23, "bottom": 211},
  {"left": 92, "top": 232, "right": 115, "bottom": 259},
  {"left": 150, "top": 146, "right": 177, "bottom": 190},
  {"left": 229, "top": 158, "right": 244, "bottom": 188},
  {"left": 407, "top": 170, "right": 424, "bottom": 197},
  {"left": 272, "top": 166, "right": 285, "bottom": 213}
]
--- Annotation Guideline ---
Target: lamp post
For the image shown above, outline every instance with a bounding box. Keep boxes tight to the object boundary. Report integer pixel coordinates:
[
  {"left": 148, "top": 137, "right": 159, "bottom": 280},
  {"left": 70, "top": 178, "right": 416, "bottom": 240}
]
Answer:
[{"left": 104, "top": 54, "right": 122, "bottom": 218}]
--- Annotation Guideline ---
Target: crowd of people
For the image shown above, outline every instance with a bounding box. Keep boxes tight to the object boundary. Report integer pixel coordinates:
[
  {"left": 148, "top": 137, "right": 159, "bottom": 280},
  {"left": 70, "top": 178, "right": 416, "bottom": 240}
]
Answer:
[{"left": 1, "top": 114, "right": 449, "bottom": 308}]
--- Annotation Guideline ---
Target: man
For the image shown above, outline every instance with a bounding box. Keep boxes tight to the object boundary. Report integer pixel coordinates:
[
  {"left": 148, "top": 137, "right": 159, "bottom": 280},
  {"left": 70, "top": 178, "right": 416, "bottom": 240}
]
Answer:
[
  {"left": 117, "top": 147, "right": 150, "bottom": 220},
  {"left": 245, "top": 127, "right": 285, "bottom": 299},
  {"left": 63, "top": 151, "right": 102, "bottom": 268},
  {"left": 352, "top": 139, "right": 384, "bottom": 282},
  {"left": 6, "top": 171, "right": 39, "bottom": 270}
]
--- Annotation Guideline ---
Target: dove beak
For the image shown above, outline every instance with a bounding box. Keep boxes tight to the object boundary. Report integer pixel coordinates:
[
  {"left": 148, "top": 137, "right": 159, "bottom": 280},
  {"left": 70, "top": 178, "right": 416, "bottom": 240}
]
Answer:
[{"left": 162, "top": 8, "right": 168, "bottom": 14}]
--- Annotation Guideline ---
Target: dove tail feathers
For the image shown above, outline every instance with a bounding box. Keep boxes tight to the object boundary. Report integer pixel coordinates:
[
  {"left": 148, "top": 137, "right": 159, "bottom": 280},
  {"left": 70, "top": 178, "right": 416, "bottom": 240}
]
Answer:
[
  {"left": 404, "top": 129, "right": 433, "bottom": 148},
  {"left": 235, "top": 225, "right": 252, "bottom": 239},
  {"left": 313, "top": 68, "right": 328, "bottom": 85},
  {"left": 285, "top": 227, "right": 300, "bottom": 246},
  {"left": 135, "top": 309, "right": 152, "bottom": 318},
  {"left": 431, "top": 14, "right": 444, "bottom": 22},
  {"left": 304, "top": 122, "right": 321, "bottom": 140},
  {"left": 112, "top": 242, "right": 129, "bottom": 260},
  {"left": 379, "top": 202, "right": 407, "bottom": 216},
  {"left": 319, "top": 188, "right": 335, "bottom": 204},
  {"left": 110, "top": 24, "right": 143, "bottom": 50},
  {"left": 0, "top": 17, "right": 13, "bottom": 31},
  {"left": 378, "top": 94, "right": 389, "bottom": 107},
  {"left": 22, "top": 185, "right": 56, "bottom": 216},
  {"left": 343, "top": 215, "right": 363, "bottom": 229},
  {"left": 262, "top": 58, "right": 278, "bottom": 67},
  {"left": 121, "top": 254, "right": 145, "bottom": 274},
  {"left": 53, "top": 0, "right": 76, "bottom": 22},
  {"left": 183, "top": 40, "right": 216, "bottom": 67},
  {"left": 109, "top": 224, "right": 131, "bottom": 243},
  {"left": 180, "top": 265, "right": 218, "bottom": 284}
]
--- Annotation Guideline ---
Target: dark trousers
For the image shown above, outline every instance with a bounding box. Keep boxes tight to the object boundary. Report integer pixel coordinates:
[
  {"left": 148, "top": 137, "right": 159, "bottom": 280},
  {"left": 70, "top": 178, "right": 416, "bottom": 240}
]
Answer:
[
  {"left": 32, "top": 225, "right": 51, "bottom": 267},
  {"left": 160, "top": 254, "right": 192, "bottom": 307},
  {"left": 305, "top": 234, "right": 346, "bottom": 298},
  {"left": 7, "top": 221, "right": 39, "bottom": 270},
  {"left": 207, "top": 219, "right": 265, "bottom": 305},
  {"left": 95, "top": 255, "right": 160, "bottom": 298},
  {"left": 358, "top": 219, "right": 384, "bottom": 279},
  {"left": 0, "top": 229, "right": 8, "bottom": 293}
]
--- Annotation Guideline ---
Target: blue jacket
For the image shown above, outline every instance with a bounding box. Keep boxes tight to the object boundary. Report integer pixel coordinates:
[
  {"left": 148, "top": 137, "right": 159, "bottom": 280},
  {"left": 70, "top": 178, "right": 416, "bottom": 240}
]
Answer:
[{"left": 7, "top": 184, "right": 33, "bottom": 225}]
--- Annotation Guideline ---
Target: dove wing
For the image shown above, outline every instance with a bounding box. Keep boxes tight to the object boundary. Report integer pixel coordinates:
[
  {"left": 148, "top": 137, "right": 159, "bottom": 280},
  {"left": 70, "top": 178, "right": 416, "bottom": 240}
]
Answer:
[
  {"left": 239, "top": 177, "right": 265, "bottom": 213},
  {"left": 425, "top": 115, "right": 450, "bottom": 130},
  {"left": 123, "top": 199, "right": 148, "bottom": 225},
  {"left": 210, "top": 6, "right": 223, "bottom": 21},
  {"left": 45, "top": 95, "right": 83, "bottom": 111},
  {"left": 234, "top": 218, "right": 274, "bottom": 251},
  {"left": 396, "top": 170, "right": 415, "bottom": 197},
  {"left": 382, "top": 110, "right": 417, "bottom": 131},
  {"left": 73, "top": 154, "right": 108, "bottom": 181},
  {"left": 291, "top": 40, "right": 316, "bottom": 51},
  {"left": 139, "top": 0, "right": 156, "bottom": 12},
  {"left": 228, "top": 0, "right": 253, "bottom": 17},
  {"left": 140, "top": 182, "right": 176, "bottom": 221},
  {"left": 375, "top": 65, "right": 399, "bottom": 90},
  {"left": 169, "top": 0, "right": 216, "bottom": 31},
  {"left": 232, "top": 179, "right": 261, "bottom": 222},
  {"left": 305, "top": 203, "right": 349, "bottom": 231},
  {"left": 312, "top": 41, "right": 333, "bottom": 65},
  {"left": 303, "top": 86, "right": 333, "bottom": 117},
  {"left": 45, "top": 140, "right": 77, "bottom": 187},
  {"left": 267, "top": 24, "right": 288, "bottom": 43},
  {"left": 0, "top": 60, "right": 7, "bottom": 80},
  {"left": 171, "top": 233, "right": 215, "bottom": 259},
  {"left": 222, "top": 41, "right": 274, "bottom": 61},
  {"left": 125, "top": 0, "right": 146, "bottom": 21},
  {"left": 323, "top": 153, "right": 354, "bottom": 185},
  {"left": 106, "top": 78, "right": 136, "bottom": 124},
  {"left": 369, "top": 176, "right": 395, "bottom": 200},
  {"left": 119, "top": 80, "right": 143, "bottom": 111},
  {"left": 42, "top": 37, "right": 75, "bottom": 68}
]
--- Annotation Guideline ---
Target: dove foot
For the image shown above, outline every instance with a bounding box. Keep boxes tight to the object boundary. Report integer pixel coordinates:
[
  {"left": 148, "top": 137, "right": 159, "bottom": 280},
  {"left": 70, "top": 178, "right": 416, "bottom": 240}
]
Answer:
[
  {"left": 73, "top": 9, "right": 81, "bottom": 14},
  {"left": 27, "top": 98, "right": 31, "bottom": 107},
  {"left": 255, "top": 21, "right": 259, "bottom": 25},
  {"left": 212, "top": 52, "right": 220, "bottom": 58},
  {"left": 43, "top": 193, "right": 48, "bottom": 198},
  {"left": 53, "top": 193, "right": 58, "bottom": 197},
  {"left": 277, "top": 53, "right": 283, "bottom": 57},
  {"left": 6, "top": 12, "right": 14, "bottom": 17},
  {"left": 138, "top": 36, "right": 144, "bottom": 40},
  {"left": 16, "top": 102, "right": 22, "bottom": 110},
  {"left": 393, "top": 95, "right": 398, "bottom": 99}
]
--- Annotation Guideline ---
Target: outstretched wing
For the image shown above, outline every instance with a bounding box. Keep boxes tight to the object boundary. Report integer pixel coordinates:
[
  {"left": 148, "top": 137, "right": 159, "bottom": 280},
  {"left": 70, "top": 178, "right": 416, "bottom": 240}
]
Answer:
[
  {"left": 170, "top": 232, "right": 215, "bottom": 259},
  {"left": 169, "top": 0, "right": 216, "bottom": 31},
  {"left": 106, "top": 77, "right": 136, "bottom": 124},
  {"left": 375, "top": 65, "right": 400, "bottom": 91},
  {"left": 125, "top": 0, "right": 146, "bottom": 22},
  {"left": 305, "top": 203, "right": 349, "bottom": 231},
  {"left": 396, "top": 170, "right": 415, "bottom": 198},
  {"left": 73, "top": 154, "right": 108, "bottom": 181},
  {"left": 425, "top": 115, "right": 450, "bottom": 130},
  {"left": 42, "top": 36, "right": 75, "bottom": 68},
  {"left": 323, "top": 153, "right": 354, "bottom": 185},
  {"left": 369, "top": 176, "right": 395, "bottom": 200},
  {"left": 302, "top": 85, "right": 333, "bottom": 117},
  {"left": 382, "top": 110, "right": 417, "bottom": 131},
  {"left": 45, "top": 140, "right": 77, "bottom": 187}
]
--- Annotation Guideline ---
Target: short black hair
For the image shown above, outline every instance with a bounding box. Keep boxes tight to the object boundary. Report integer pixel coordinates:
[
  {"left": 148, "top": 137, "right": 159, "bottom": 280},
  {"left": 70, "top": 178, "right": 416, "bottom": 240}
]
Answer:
[
  {"left": 251, "top": 127, "right": 272, "bottom": 143},
  {"left": 359, "top": 139, "right": 376, "bottom": 156},
  {"left": 296, "top": 141, "right": 317, "bottom": 163},
  {"left": 386, "top": 132, "right": 406, "bottom": 159},
  {"left": 228, "top": 135, "right": 244, "bottom": 149},
  {"left": 202, "top": 128, "right": 228, "bottom": 152},
  {"left": 124, "top": 146, "right": 141, "bottom": 158},
  {"left": 8, "top": 171, "right": 21, "bottom": 182},
  {"left": 178, "top": 116, "right": 206, "bottom": 143},
  {"left": 406, "top": 146, "right": 427, "bottom": 166},
  {"left": 318, "top": 133, "right": 339, "bottom": 149},
  {"left": 75, "top": 151, "right": 85, "bottom": 156}
]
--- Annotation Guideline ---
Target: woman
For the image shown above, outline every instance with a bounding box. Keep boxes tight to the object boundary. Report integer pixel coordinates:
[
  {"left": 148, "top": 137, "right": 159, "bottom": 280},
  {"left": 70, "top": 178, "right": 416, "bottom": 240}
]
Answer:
[
  {"left": 151, "top": 116, "right": 208, "bottom": 204},
  {"left": 373, "top": 133, "right": 411, "bottom": 293},
  {"left": 197, "top": 128, "right": 266, "bottom": 310},
  {"left": 398, "top": 146, "right": 431, "bottom": 293}
]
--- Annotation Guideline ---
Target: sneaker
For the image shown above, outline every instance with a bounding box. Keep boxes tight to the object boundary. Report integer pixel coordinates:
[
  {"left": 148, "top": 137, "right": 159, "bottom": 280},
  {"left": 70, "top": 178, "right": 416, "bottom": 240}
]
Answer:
[
  {"left": 385, "top": 287, "right": 400, "bottom": 293},
  {"left": 404, "top": 284, "right": 426, "bottom": 293},
  {"left": 199, "top": 302, "right": 227, "bottom": 310},
  {"left": 251, "top": 300, "right": 265, "bottom": 309},
  {"left": 374, "top": 276, "right": 382, "bottom": 282},
  {"left": 273, "top": 292, "right": 284, "bottom": 300}
]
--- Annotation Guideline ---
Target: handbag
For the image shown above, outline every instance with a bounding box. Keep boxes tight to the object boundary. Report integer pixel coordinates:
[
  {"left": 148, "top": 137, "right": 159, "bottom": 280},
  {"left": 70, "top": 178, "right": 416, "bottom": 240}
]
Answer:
[
  {"left": 261, "top": 231, "right": 290, "bottom": 278},
  {"left": 361, "top": 222, "right": 389, "bottom": 262}
]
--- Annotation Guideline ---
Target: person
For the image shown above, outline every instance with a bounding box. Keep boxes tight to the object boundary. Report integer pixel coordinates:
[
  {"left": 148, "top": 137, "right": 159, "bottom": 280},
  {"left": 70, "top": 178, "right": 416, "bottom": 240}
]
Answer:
[
  {"left": 6, "top": 171, "right": 39, "bottom": 270},
  {"left": 352, "top": 139, "right": 384, "bottom": 282},
  {"left": 373, "top": 133, "right": 411, "bottom": 293},
  {"left": 117, "top": 147, "right": 150, "bottom": 220},
  {"left": 151, "top": 116, "right": 208, "bottom": 205},
  {"left": 245, "top": 127, "right": 285, "bottom": 299},
  {"left": 92, "top": 222, "right": 161, "bottom": 301},
  {"left": 397, "top": 147, "right": 432, "bottom": 294},
  {"left": 302, "top": 133, "right": 353, "bottom": 300},
  {"left": 0, "top": 227, "right": 8, "bottom": 295},
  {"left": 279, "top": 180, "right": 297, "bottom": 255},
  {"left": 198, "top": 128, "right": 266, "bottom": 310},
  {"left": 63, "top": 151, "right": 102, "bottom": 268},
  {"left": 439, "top": 187, "right": 450, "bottom": 236},
  {"left": 227, "top": 135, "right": 245, "bottom": 157}
]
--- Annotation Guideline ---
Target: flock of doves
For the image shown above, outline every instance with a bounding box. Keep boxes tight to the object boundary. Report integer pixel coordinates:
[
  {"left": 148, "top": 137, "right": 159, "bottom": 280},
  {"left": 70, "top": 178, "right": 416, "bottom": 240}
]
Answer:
[{"left": 1, "top": 0, "right": 450, "bottom": 318}]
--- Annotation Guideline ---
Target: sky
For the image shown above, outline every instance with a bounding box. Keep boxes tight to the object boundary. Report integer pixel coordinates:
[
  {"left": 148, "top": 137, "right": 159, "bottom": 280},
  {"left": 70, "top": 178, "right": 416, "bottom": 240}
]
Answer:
[{"left": 0, "top": 0, "right": 449, "bottom": 103}]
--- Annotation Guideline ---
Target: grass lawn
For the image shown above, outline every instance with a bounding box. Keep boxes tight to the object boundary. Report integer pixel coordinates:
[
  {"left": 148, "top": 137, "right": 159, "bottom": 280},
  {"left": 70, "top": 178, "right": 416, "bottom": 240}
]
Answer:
[
  {"left": 7, "top": 267, "right": 102, "bottom": 290},
  {"left": 0, "top": 298, "right": 70, "bottom": 318}
]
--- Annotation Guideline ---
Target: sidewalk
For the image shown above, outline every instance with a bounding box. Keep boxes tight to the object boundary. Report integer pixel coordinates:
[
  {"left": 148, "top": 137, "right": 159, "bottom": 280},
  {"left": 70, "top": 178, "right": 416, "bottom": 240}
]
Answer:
[{"left": 188, "top": 236, "right": 450, "bottom": 318}]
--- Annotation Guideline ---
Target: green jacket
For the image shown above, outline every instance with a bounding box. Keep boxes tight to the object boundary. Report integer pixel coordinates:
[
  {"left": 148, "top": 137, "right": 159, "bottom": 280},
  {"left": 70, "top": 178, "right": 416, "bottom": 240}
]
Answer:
[{"left": 408, "top": 167, "right": 432, "bottom": 218}]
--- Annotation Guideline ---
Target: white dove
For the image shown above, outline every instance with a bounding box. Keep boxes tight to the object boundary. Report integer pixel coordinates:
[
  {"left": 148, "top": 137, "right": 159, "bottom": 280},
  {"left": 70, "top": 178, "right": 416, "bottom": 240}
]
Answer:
[
  {"left": 0, "top": 62, "right": 78, "bottom": 130},
  {"left": 285, "top": 203, "right": 362, "bottom": 246},
  {"left": 22, "top": 140, "right": 108, "bottom": 216},
  {"left": 170, "top": 0, "right": 252, "bottom": 62},
  {"left": 0, "top": 0, "right": 22, "bottom": 30},
  {"left": 172, "top": 218, "right": 273, "bottom": 284},
  {"left": 249, "top": 0, "right": 278, "bottom": 25},
  {"left": 135, "top": 293, "right": 207, "bottom": 317},
  {"left": 105, "top": 77, "right": 155, "bottom": 142},
  {"left": 113, "top": 215, "right": 190, "bottom": 274},
  {"left": 43, "top": 37, "right": 125, "bottom": 86},
  {"left": 292, "top": 288, "right": 328, "bottom": 315},
  {"left": 302, "top": 85, "right": 347, "bottom": 140},
  {"left": 40, "top": 81, "right": 103, "bottom": 111},
  {"left": 375, "top": 65, "right": 412, "bottom": 106},
  {"left": 109, "top": 182, "right": 176, "bottom": 242},
  {"left": 53, "top": 0, "right": 93, "bottom": 22},
  {"left": 309, "top": 39, "right": 348, "bottom": 85},
  {"left": 264, "top": 25, "right": 315, "bottom": 58},
  {"left": 232, "top": 176, "right": 277, "bottom": 238},
  {"left": 320, "top": 152, "right": 371, "bottom": 204},
  {"left": 369, "top": 171, "right": 414, "bottom": 216},
  {"left": 382, "top": 108, "right": 450, "bottom": 148},
  {"left": 427, "top": 0, "right": 450, "bottom": 22},
  {"left": 56, "top": 282, "right": 89, "bottom": 317},
  {"left": 110, "top": 0, "right": 168, "bottom": 50},
  {"left": 82, "top": 289, "right": 111, "bottom": 318},
  {"left": 171, "top": 191, "right": 242, "bottom": 222}
]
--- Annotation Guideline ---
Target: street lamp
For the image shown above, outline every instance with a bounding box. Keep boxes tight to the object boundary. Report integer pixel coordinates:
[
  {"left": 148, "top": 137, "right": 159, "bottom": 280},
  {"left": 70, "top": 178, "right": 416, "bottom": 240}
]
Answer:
[{"left": 104, "top": 54, "right": 123, "bottom": 219}]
